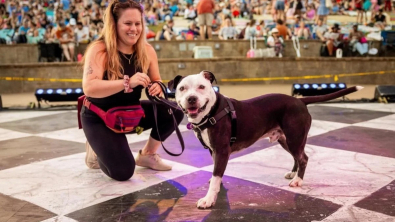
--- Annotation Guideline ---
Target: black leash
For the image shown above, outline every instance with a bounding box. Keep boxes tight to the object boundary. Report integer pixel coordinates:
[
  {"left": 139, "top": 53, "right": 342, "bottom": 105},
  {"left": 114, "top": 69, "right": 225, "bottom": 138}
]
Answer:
[{"left": 145, "top": 81, "right": 185, "bottom": 156}]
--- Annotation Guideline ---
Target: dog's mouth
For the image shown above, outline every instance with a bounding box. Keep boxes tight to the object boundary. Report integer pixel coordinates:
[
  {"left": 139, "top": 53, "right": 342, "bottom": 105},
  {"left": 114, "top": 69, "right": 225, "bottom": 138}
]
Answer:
[{"left": 180, "top": 100, "right": 209, "bottom": 118}]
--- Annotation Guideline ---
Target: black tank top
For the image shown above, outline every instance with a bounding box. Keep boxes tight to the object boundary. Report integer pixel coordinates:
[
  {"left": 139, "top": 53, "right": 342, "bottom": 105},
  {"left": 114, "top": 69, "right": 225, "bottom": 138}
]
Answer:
[{"left": 87, "top": 51, "right": 143, "bottom": 111}]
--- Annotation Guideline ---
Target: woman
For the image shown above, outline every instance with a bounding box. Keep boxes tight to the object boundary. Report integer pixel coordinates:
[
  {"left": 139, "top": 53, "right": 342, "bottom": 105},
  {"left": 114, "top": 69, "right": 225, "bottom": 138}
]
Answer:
[
  {"left": 81, "top": 0, "right": 184, "bottom": 181},
  {"left": 349, "top": 24, "right": 368, "bottom": 55},
  {"left": 244, "top": 19, "right": 257, "bottom": 40},
  {"left": 267, "top": 28, "right": 284, "bottom": 56},
  {"left": 218, "top": 18, "right": 238, "bottom": 40},
  {"left": 316, "top": 0, "right": 329, "bottom": 24}
]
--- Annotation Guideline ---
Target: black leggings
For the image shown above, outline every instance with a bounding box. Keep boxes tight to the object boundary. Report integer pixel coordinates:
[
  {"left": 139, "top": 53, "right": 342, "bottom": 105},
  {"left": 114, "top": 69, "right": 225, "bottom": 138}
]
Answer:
[{"left": 81, "top": 100, "right": 184, "bottom": 181}]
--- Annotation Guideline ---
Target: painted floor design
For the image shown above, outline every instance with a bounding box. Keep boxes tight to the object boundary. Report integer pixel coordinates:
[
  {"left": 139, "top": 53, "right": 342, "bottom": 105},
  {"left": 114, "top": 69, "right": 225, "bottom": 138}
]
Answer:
[{"left": 0, "top": 103, "right": 395, "bottom": 222}]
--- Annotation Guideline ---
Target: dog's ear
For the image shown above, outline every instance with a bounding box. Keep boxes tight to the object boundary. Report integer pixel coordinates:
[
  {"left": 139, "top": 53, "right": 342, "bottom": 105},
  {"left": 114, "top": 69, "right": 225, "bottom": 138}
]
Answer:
[
  {"left": 168, "top": 75, "right": 184, "bottom": 91},
  {"left": 201, "top": 70, "right": 217, "bottom": 84}
]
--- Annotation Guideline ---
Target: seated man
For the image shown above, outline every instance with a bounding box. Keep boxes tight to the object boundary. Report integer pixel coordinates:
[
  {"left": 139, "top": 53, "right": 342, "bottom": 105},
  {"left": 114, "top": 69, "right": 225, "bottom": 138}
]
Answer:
[
  {"left": 323, "top": 23, "right": 343, "bottom": 56},
  {"left": 184, "top": 22, "right": 200, "bottom": 40},
  {"left": 349, "top": 24, "right": 368, "bottom": 55},
  {"left": 55, "top": 22, "right": 75, "bottom": 61},
  {"left": 74, "top": 22, "right": 90, "bottom": 44},
  {"left": 313, "top": 19, "right": 328, "bottom": 41}
]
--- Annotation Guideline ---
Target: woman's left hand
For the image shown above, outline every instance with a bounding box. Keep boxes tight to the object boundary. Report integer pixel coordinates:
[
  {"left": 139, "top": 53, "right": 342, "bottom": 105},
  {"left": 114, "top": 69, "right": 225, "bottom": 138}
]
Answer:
[{"left": 148, "top": 82, "right": 163, "bottom": 97}]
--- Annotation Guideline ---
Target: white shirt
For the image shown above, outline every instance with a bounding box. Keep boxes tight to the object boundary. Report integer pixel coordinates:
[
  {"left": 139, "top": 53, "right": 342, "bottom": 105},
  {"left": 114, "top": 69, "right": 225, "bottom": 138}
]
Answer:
[{"left": 74, "top": 26, "right": 90, "bottom": 42}]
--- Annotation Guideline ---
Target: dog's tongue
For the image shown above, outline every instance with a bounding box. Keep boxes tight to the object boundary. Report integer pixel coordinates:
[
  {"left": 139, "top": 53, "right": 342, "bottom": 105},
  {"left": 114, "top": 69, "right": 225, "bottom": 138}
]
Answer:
[{"left": 188, "top": 108, "right": 198, "bottom": 114}]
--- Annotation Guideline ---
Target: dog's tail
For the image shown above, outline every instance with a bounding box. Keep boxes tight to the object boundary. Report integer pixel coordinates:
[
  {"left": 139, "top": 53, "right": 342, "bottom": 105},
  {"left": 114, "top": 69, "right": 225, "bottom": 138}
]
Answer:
[{"left": 299, "top": 86, "right": 363, "bottom": 105}]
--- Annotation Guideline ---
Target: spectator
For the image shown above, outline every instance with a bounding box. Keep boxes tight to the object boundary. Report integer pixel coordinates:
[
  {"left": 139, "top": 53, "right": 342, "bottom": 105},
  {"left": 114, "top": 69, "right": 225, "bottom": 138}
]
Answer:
[
  {"left": 183, "top": 21, "right": 200, "bottom": 40},
  {"left": 267, "top": 28, "right": 284, "bottom": 57},
  {"left": 184, "top": 4, "right": 197, "bottom": 20},
  {"left": 349, "top": 24, "right": 368, "bottom": 55},
  {"left": 161, "top": 3, "right": 172, "bottom": 21},
  {"left": 156, "top": 19, "right": 175, "bottom": 41},
  {"left": 313, "top": 18, "right": 328, "bottom": 40},
  {"left": 0, "top": 22, "right": 14, "bottom": 44},
  {"left": 197, "top": 0, "right": 215, "bottom": 40},
  {"left": 44, "top": 24, "right": 56, "bottom": 43},
  {"left": 257, "top": 20, "right": 268, "bottom": 39},
  {"left": 323, "top": 23, "right": 342, "bottom": 56},
  {"left": 170, "top": 1, "right": 179, "bottom": 17},
  {"left": 244, "top": 19, "right": 257, "bottom": 40},
  {"left": 146, "top": 7, "right": 157, "bottom": 26},
  {"left": 373, "top": 9, "right": 386, "bottom": 30},
  {"left": 69, "top": 5, "right": 79, "bottom": 21},
  {"left": 218, "top": 18, "right": 238, "bottom": 40},
  {"left": 294, "top": 21, "right": 311, "bottom": 39},
  {"left": 74, "top": 21, "right": 89, "bottom": 43},
  {"left": 305, "top": 5, "right": 316, "bottom": 21},
  {"left": 275, "top": 19, "right": 292, "bottom": 40},
  {"left": 355, "top": 0, "right": 367, "bottom": 24},
  {"left": 316, "top": 0, "right": 329, "bottom": 24},
  {"left": 91, "top": 11, "right": 102, "bottom": 25},
  {"left": 55, "top": 22, "right": 75, "bottom": 61}
]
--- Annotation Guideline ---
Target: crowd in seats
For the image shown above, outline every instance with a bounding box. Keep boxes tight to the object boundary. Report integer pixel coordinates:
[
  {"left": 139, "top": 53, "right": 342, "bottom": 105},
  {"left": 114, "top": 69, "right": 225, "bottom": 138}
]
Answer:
[{"left": 0, "top": 0, "right": 393, "bottom": 59}]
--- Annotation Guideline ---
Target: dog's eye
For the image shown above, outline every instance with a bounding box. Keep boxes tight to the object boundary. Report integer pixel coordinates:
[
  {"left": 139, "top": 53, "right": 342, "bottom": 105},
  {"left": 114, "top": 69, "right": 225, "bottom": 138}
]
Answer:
[
  {"left": 199, "top": 85, "right": 205, "bottom": 90},
  {"left": 179, "top": 86, "right": 185, "bottom": 91}
]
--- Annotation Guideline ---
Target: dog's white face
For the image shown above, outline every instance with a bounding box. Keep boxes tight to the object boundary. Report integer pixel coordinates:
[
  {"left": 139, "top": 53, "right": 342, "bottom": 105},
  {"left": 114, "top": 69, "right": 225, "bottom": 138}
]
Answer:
[{"left": 175, "top": 72, "right": 217, "bottom": 123}]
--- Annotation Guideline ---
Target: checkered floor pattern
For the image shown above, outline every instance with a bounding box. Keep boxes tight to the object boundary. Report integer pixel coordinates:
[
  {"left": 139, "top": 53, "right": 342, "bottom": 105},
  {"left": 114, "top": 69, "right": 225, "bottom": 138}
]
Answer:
[{"left": 0, "top": 103, "right": 395, "bottom": 222}]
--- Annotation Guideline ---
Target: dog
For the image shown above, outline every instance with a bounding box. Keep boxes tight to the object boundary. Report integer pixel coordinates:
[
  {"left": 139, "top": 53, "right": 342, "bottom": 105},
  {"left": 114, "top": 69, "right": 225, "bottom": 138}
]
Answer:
[{"left": 168, "top": 71, "right": 362, "bottom": 209}]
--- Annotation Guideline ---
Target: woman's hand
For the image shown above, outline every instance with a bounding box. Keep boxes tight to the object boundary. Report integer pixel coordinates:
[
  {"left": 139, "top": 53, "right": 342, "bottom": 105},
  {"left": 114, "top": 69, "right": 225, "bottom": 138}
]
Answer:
[
  {"left": 129, "top": 72, "right": 151, "bottom": 88},
  {"left": 148, "top": 82, "right": 164, "bottom": 97}
]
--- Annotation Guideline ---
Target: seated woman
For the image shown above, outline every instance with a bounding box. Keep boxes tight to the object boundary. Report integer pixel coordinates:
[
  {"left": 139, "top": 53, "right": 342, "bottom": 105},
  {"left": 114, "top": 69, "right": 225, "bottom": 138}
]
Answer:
[
  {"left": 294, "top": 21, "right": 311, "bottom": 39},
  {"left": 305, "top": 5, "right": 316, "bottom": 21},
  {"left": 267, "top": 28, "right": 284, "bottom": 57},
  {"left": 156, "top": 19, "right": 175, "bottom": 41},
  {"left": 218, "top": 18, "right": 238, "bottom": 40}
]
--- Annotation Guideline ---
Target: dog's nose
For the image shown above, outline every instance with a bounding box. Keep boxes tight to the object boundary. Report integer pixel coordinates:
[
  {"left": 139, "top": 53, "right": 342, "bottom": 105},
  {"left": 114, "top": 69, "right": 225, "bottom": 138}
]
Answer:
[{"left": 188, "top": 96, "right": 197, "bottom": 104}]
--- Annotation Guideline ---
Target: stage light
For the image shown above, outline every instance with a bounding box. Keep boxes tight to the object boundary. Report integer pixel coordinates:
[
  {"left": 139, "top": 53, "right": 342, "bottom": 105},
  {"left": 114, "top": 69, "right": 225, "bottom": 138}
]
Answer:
[
  {"left": 213, "top": 86, "right": 220, "bottom": 92},
  {"left": 35, "top": 87, "right": 84, "bottom": 108},
  {"left": 292, "top": 83, "right": 347, "bottom": 97}
]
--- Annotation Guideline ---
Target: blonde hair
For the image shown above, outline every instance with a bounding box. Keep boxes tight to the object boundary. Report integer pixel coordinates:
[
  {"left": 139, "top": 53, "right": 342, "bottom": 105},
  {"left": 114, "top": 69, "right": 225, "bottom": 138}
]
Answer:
[{"left": 82, "top": 0, "right": 149, "bottom": 80}]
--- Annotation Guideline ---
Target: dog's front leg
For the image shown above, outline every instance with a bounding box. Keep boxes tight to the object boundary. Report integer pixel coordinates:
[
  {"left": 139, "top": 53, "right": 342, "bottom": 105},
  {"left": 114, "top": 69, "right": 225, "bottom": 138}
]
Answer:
[{"left": 197, "top": 149, "right": 230, "bottom": 209}]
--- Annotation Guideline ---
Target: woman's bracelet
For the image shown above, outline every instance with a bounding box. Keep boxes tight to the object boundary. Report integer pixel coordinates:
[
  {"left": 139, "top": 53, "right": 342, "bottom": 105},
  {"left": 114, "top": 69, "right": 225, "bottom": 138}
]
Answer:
[{"left": 123, "top": 75, "right": 133, "bottom": 93}]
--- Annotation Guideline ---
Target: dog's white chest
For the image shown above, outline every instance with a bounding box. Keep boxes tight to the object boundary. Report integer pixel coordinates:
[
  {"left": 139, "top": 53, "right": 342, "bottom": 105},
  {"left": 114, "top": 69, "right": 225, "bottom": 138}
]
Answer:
[{"left": 194, "top": 129, "right": 213, "bottom": 151}]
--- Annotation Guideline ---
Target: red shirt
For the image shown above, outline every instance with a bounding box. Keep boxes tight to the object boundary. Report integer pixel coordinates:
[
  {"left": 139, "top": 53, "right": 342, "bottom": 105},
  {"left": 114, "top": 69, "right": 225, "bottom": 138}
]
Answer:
[{"left": 197, "top": 0, "right": 215, "bottom": 14}]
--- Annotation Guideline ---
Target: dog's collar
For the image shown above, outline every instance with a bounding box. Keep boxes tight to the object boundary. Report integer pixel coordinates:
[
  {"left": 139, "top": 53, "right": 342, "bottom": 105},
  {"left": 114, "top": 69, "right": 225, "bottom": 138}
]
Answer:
[{"left": 188, "top": 94, "right": 237, "bottom": 149}]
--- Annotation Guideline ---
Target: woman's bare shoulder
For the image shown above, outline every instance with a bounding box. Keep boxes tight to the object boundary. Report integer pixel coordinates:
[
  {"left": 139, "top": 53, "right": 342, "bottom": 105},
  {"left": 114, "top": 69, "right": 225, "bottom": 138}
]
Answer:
[{"left": 145, "top": 43, "right": 157, "bottom": 57}]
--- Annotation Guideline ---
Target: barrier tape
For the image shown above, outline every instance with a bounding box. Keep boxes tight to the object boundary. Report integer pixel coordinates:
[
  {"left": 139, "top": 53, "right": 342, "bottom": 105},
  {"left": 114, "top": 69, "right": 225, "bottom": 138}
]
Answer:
[{"left": 0, "top": 70, "right": 394, "bottom": 83}]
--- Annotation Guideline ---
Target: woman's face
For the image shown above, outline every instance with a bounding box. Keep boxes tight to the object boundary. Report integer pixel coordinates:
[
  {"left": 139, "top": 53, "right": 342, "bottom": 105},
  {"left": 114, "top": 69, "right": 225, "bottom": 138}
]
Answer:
[{"left": 117, "top": 8, "right": 143, "bottom": 47}]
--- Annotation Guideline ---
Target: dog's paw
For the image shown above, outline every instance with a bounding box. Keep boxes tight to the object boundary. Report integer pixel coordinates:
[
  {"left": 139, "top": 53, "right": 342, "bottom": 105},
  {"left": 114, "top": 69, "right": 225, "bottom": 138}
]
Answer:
[
  {"left": 197, "top": 194, "right": 217, "bottom": 209},
  {"left": 289, "top": 176, "right": 303, "bottom": 187},
  {"left": 284, "top": 171, "right": 297, "bottom": 179}
]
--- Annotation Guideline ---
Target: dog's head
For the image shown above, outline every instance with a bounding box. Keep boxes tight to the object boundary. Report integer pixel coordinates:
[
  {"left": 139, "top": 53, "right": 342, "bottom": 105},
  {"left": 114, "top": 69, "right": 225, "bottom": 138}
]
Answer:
[{"left": 168, "top": 71, "right": 217, "bottom": 123}]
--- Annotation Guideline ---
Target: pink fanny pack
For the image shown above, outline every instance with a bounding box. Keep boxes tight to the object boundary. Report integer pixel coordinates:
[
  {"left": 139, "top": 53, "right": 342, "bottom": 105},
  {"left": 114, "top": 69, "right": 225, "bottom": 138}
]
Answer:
[{"left": 77, "top": 95, "right": 145, "bottom": 133}]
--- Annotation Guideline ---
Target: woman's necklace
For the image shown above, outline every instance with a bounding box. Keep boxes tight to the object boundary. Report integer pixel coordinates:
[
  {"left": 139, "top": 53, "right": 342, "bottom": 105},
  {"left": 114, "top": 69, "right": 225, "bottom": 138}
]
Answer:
[{"left": 120, "top": 52, "right": 133, "bottom": 64}]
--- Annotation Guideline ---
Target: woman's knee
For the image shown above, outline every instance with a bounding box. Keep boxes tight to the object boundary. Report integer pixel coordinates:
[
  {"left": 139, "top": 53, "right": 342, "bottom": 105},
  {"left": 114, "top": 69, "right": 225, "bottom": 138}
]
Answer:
[{"left": 108, "top": 163, "right": 135, "bottom": 181}]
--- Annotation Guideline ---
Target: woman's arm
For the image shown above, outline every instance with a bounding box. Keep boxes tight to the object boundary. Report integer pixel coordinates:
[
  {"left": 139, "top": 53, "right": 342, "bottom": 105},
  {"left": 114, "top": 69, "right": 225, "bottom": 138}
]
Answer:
[
  {"left": 146, "top": 43, "right": 163, "bottom": 96},
  {"left": 82, "top": 42, "right": 124, "bottom": 98}
]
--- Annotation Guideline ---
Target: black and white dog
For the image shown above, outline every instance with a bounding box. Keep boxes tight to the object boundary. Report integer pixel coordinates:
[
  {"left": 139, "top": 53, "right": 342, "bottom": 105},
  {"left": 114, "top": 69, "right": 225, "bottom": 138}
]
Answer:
[{"left": 168, "top": 71, "right": 362, "bottom": 209}]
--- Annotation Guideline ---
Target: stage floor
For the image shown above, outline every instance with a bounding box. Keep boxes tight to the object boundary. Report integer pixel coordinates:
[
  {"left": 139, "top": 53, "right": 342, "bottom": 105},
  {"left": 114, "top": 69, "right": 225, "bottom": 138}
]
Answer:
[{"left": 0, "top": 103, "right": 394, "bottom": 222}]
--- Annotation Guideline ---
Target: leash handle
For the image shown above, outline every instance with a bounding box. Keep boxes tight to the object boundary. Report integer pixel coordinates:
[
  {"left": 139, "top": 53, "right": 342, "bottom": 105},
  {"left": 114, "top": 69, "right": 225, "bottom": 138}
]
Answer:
[{"left": 145, "top": 81, "right": 185, "bottom": 156}]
